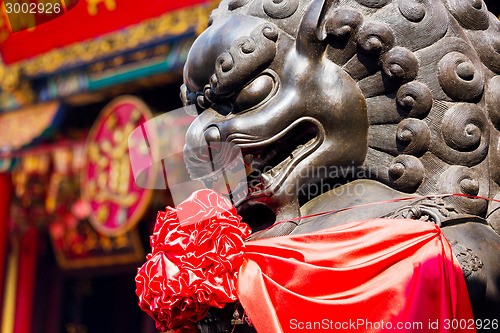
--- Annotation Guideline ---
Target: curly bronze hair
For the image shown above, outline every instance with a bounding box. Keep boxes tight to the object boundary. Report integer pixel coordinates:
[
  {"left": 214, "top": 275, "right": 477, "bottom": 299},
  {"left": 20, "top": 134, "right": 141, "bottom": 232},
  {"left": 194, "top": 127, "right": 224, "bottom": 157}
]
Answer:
[{"left": 200, "top": 0, "right": 500, "bottom": 235}]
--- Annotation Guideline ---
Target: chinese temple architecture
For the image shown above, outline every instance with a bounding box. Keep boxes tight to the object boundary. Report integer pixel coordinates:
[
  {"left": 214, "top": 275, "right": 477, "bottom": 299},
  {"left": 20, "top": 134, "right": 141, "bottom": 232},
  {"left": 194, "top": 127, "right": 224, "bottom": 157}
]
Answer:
[
  {"left": 0, "top": 1, "right": 216, "bottom": 332},
  {"left": 0, "top": 1, "right": 499, "bottom": 333}
]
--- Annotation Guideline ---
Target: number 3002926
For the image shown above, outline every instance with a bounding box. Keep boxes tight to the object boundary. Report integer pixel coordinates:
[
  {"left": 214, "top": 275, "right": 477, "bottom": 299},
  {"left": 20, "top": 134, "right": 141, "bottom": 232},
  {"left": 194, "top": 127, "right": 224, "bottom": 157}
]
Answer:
[{"left": 5, "top": 2, "right": 61, "bottom": 14}]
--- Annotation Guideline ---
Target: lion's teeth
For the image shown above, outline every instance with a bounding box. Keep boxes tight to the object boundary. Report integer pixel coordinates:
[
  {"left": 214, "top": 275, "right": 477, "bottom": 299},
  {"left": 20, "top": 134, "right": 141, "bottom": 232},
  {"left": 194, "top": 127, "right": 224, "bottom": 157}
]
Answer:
[{"left": 261, "top": 173, "right": 272, "bottom": 186}]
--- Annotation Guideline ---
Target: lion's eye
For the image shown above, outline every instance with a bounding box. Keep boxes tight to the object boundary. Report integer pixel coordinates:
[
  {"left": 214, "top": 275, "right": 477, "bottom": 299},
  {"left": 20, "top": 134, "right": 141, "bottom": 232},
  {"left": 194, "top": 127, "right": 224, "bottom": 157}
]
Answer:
[{"left": 234, "top": 75, "right": 274, "bottom": 112}]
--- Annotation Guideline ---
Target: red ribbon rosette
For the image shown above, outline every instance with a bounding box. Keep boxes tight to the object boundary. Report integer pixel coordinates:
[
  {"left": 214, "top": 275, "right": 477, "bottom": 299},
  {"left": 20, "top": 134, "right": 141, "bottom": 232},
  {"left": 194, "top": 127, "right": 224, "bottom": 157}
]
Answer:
[{"left": 135, "top": 189, "right": 251, "bottom": 332}]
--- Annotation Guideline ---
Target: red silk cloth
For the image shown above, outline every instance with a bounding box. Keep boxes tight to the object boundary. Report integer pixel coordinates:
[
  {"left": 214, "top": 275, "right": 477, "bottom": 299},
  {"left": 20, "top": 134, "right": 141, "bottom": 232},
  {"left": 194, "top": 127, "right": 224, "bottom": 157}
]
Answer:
[
  {"left": 238, "top": 219, "right": 475, "bottom": 333},
  {"left": 136, "top": 190, "right": 475, "bottom": 332}
]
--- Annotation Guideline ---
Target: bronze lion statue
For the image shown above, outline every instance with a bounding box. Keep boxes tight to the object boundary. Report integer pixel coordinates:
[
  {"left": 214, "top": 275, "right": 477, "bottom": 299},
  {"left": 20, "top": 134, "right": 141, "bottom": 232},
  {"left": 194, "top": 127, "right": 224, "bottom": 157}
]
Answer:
[{"left": 180, "top": 0, "right": 500, "bottom": 330}]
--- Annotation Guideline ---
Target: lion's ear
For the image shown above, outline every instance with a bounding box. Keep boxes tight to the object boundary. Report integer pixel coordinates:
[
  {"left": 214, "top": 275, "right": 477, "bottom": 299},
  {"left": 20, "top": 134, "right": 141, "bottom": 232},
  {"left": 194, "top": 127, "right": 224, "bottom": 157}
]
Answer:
[
  {"left": 295, "top": 0, "right": 333, "bottom": 59},
  {"left": 296, "top": 0, "right": 363, "bottom": 63}
]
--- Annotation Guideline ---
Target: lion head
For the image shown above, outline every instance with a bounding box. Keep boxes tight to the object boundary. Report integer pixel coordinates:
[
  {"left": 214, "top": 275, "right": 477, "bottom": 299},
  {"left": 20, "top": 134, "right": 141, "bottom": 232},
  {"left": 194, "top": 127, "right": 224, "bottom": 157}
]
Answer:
[{"left": 181, "top": 0, "right": 500, "bottom": 235}]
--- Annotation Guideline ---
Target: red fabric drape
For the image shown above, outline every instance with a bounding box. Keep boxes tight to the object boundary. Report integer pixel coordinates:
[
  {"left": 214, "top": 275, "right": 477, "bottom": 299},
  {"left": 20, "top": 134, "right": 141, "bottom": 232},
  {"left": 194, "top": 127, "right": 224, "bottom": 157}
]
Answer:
[
  {"left": 238, "top": 219, "right": 475, "bottom": 333},
  {"left": 0, "top": 174, "right": 13, "bottom": 325},
  {"left": 136, "top": 191, "right": 477, "bottom": 333}
]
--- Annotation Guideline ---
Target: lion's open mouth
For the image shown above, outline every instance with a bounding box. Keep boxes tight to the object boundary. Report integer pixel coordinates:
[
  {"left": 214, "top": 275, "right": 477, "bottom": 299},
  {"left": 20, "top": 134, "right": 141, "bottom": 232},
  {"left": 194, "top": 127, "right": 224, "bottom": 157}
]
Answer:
[
  {"left": 237, "top": 117, "right": 324, "bottom": 202},
  {"left": 185, "top": 117, "right": 324, "bottom": 205}
]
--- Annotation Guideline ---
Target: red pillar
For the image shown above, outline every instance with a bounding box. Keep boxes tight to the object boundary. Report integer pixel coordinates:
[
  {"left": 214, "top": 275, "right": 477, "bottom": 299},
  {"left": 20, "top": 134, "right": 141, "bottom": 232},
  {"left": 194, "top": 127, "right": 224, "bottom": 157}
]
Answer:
[
  {"left": 0, "top": 174, "right": 13, "bottom": 326},
  {"left": 13, "top": 226, "right": 38, "bottom": 333}
]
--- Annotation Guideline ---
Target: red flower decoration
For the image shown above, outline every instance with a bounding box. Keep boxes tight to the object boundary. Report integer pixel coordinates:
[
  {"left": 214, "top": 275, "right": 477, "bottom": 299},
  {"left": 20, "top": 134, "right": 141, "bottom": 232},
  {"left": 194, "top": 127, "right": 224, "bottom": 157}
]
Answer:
[{"left": 135, "top": 189, "right": 251, "bottom": 332}]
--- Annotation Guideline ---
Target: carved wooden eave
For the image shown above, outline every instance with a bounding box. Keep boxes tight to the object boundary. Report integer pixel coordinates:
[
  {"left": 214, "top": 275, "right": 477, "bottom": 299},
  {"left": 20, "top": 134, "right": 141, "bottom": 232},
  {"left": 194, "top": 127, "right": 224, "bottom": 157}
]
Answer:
[{"left": 0, "top": 1, "right": 218, "bottom": 110}]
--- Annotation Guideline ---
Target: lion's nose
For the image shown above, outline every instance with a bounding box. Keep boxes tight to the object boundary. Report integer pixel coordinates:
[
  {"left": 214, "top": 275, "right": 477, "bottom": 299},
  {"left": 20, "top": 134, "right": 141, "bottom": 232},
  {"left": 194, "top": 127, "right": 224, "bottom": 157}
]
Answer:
[{"left": 204, "top": 126, "right": 221, "bottom": 144}]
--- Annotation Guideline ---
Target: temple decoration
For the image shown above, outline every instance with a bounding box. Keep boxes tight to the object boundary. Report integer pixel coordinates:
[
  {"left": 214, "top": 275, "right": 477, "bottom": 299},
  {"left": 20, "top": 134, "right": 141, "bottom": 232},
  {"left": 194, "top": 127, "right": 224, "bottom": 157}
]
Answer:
[
  {"left": 86, "top": 0, "right": 114, "bottom": 16},
  {"left": 3, "top": 0, "right": 77, "bottom": 33},
  {"left": 0, "top": 0, "right": 218, "bottom": 111},
  {"left": 0, "top": 102, "right": 63, "bottom": 151},
  {"left": 0, "top": 0, "right": 218, "bottom": 71},
  {"left": 11, "top": 154, "right": 51, "bottom": 234},
  {"left": 82, "top": 96, "right": 154, "bottom": 236},
  {"left": 50, "top": 219, "right": 144, "bottom": 270},
  {"left": 47, "top": 144, "right": 145, "bottom": 269},
  {"left": 7, "top": 154, "right": 49, "bottom": 333},
  {"left": 6, "top": 142, "right": 145, "bottom": 270}
]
